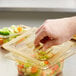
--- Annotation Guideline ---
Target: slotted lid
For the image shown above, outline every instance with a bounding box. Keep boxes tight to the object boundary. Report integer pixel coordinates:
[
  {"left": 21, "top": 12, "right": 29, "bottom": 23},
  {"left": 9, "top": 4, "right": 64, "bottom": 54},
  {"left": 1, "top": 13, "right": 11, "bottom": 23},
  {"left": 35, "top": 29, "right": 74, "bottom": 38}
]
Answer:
[{"left": 2, "top": 27, "right": 76, "bottom": 69}]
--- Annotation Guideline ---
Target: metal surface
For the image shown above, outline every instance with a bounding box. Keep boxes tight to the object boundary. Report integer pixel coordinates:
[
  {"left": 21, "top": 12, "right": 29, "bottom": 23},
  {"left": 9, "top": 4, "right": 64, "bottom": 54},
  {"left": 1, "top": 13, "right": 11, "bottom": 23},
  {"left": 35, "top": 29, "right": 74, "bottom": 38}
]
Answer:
[{"left": 0, "top": 0, "right": 76, "bottom": 12}]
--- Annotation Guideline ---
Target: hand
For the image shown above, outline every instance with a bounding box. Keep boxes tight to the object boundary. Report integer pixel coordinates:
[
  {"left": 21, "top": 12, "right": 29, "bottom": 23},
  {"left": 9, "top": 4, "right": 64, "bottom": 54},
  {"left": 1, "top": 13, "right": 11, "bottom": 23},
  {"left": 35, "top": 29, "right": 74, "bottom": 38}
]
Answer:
[{"left": 34, "top": 18, "right": 76, "bottom": 51}]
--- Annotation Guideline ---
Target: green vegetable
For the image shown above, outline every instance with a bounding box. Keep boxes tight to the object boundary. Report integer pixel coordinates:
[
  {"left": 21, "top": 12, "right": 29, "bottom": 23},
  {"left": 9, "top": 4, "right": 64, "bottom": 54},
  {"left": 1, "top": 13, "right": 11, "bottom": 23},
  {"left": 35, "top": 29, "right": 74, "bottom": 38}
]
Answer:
[
  {"left": 24, "top": 63, "right": 32, "bottom": 68},
  {"left": 57, "top": 62, "right": 61, "bottom": 67},
  {"left": 8, "top": 28, "right": 14, "bottom": 34},
  {"left": 36, "top": 54, "right": 49, "bottom": 60},
  {"left": 38, "top": 51, "right": 46, "bottom": 55},
  {"left": 40, "top": 62, "right": 46, "bottom": 66},
  {"left": 14, "top": 28, "right": 19, "bottom": 33},
  {"left": 0, "top": 27, "right": 10, "bottom": 35},
  {"left": 0, "top": 30, "right": 10, "bottom": 35},
  {"left": 11, "top": 25, "right": 18, "bottom": 33},
  {"left": 22, "top": 68, "right": 26, "bottom": 72},
  {"left": 3, "top": 39, "right": 9, "bottom": 43},
  {"left": 30, "top": 71, "right": 40, "bottom": 76}
]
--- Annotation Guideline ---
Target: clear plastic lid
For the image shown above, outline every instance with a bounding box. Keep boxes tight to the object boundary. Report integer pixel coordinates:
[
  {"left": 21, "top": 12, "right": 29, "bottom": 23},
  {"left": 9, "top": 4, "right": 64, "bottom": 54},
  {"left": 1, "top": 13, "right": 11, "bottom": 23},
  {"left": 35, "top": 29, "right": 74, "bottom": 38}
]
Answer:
[{"left": 2, "top": 27, "right": 76, "bottom": 69}]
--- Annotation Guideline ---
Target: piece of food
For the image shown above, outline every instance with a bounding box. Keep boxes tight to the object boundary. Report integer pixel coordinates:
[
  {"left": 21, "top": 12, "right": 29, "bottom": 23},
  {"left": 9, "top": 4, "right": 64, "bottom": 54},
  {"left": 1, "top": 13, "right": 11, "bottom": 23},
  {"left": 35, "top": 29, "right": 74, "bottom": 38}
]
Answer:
[
  {"left": 44, "top": 61, "right": 49, "bottom": 65},
  {"left": 0, "top": 25, "right": 30, "bottom": 44},
  {"left": 31, "top": 66, "right": 38, "bottom": 73},
  {"left": 17, "top": 60, "right": 63, "bottom": 76},
  {"left": 72, "top": 35, "right": 76, "bottom": 40},
  {"left": 17, "top": 26, "right": 23, "bottom": 32},
  {"left": 0, "top": 37, "right": 3, "bottom": 45},
  {"left": 16, "top": 38, "right": 25, "bottom": 45},
  {"left": 18, "top": 64, "right": 24, "bottom": 69},
  {"left": 0, "top": 28, "right": 10, "bottom": 35},
  {"left": 0, "top": 25, "right": 30, "bottom": 36}
]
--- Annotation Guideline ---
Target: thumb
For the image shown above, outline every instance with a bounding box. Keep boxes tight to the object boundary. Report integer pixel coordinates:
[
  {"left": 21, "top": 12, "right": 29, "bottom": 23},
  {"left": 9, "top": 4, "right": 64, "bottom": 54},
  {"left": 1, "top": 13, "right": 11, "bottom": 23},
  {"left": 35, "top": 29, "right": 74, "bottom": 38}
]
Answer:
[{"left": 42, "top": 40, "right": 56, "bottom": 51}]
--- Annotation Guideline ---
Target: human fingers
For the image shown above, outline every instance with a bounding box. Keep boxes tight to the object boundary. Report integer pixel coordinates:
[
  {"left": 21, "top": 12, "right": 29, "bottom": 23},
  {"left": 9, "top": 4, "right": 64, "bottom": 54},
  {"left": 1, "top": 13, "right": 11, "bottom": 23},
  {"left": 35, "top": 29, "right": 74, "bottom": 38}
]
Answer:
[
  {"left": 34, "top": 28, "right": 47, "bottom": 46},
  {"left": 36, "top": 25, "right": 43, "bottom": 34},
  {"left": 42, "top": 40, "right": 57, "bottom": 51}
]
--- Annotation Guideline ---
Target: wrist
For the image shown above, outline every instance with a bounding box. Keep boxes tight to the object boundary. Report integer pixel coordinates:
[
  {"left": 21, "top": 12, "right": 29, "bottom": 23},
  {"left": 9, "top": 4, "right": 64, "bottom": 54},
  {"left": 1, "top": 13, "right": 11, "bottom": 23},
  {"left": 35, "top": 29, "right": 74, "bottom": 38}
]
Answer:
[{"left": 67, "top": 16, "right": 76, "bottom": 35}]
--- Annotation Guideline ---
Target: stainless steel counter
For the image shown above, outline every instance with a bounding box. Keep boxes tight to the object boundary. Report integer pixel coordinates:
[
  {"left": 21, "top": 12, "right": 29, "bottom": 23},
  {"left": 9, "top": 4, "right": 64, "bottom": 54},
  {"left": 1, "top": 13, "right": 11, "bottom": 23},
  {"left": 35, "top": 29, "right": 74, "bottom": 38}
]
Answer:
[
  {"left": 0, "top": 12, "right": 76, "bottom": 28},
  {"left": 0, "top": 0, "right": 76, "bottom": 12}
]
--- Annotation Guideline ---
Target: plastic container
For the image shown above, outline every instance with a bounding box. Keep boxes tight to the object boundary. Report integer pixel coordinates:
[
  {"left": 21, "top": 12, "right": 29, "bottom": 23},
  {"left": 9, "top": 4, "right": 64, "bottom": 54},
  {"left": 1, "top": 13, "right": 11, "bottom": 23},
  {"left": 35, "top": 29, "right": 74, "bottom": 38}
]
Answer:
[
  {"left": 17, "top": 60, "right": 63, "bottom": 76},
  {"left": 12, "top": 43, "right": 76, "bottom": 76},
  {"left": 33, "top": 44, "right": 54, "bottom": 61},
  {"left": 7, "top": 52, "right": 63, "bottom": 76},
  {"left": 0, "top": 25, "right": 30, "bottom": 45},
  {"left": 2, "top": 27, "right": 76, "bottom": 76}
]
